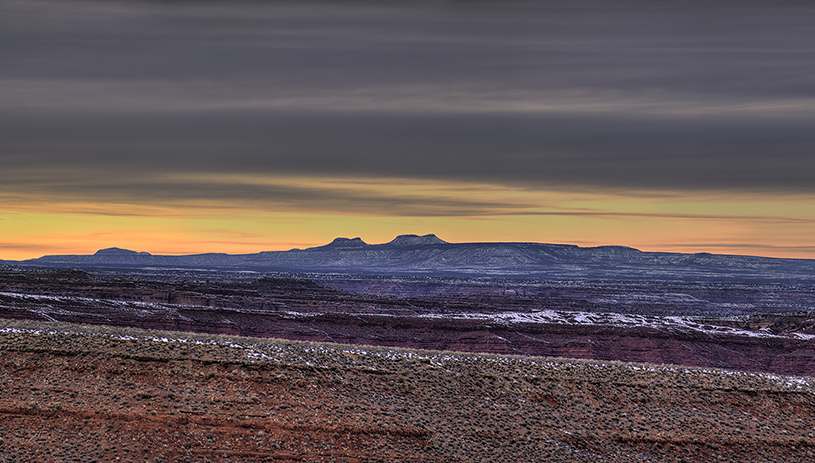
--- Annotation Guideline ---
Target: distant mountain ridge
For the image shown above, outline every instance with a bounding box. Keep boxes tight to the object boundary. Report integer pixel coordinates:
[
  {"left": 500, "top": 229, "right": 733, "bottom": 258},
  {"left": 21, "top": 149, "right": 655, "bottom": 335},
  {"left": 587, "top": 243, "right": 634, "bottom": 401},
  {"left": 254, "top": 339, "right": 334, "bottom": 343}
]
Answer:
[{"left": 15, "top": 234, "right": 815, "bottom": 282}]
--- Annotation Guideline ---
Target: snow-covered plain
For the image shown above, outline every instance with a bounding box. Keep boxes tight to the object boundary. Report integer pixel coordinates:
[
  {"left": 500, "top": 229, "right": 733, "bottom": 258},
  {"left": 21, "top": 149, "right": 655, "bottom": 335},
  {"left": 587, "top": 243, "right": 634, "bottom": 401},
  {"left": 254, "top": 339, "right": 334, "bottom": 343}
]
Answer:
[{"left": 3, "top": 289, "right": 814, "bottom": 344}]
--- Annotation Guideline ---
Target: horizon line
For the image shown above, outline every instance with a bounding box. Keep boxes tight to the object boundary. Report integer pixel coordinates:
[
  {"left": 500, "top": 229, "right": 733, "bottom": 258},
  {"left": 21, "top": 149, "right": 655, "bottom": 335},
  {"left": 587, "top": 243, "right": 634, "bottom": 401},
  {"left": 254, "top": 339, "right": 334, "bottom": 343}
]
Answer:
[{"left": 5, "top": 234, "right": 815, "bottom": 262}]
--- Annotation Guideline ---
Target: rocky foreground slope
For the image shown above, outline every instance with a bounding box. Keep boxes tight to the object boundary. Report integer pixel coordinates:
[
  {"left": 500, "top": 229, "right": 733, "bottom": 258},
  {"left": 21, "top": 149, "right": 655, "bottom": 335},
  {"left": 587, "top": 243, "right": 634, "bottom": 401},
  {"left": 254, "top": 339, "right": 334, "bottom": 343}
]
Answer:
[{"left": 2, "top": 319, "right": 815, "bottom": 462}]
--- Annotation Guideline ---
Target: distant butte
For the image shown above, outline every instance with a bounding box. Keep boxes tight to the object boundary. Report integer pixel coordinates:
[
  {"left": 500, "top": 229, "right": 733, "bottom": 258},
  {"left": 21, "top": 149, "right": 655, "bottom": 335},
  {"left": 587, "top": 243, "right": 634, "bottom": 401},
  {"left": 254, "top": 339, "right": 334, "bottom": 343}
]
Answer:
[
  {"left": 382, "top": 234, "right": 449, "bottom": 247},
  {"left": 311, "top": 237, "right": 369, "bottom": 249},
  {"left": 94, "top": 247, "right": 152, "bottom": 256}
]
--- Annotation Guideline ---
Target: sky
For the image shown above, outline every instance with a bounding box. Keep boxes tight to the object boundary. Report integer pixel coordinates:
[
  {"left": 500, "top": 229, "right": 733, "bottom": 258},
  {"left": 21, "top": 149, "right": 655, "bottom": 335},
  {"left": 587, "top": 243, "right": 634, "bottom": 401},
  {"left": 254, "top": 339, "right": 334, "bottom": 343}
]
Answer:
[{"left": 2, "top": 0, "right": 815, "bottom": 260}]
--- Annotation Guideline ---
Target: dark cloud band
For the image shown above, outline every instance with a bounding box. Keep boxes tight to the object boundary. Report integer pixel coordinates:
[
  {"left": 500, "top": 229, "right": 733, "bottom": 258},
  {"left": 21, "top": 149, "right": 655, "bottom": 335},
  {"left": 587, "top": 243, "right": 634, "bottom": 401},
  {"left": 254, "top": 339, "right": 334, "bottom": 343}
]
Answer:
[
  {"left": 3, "top": 108, "right": 813, "bottom": 193},
  {"left": 2, "top": 0, "right": 815, "bottom": 202}
]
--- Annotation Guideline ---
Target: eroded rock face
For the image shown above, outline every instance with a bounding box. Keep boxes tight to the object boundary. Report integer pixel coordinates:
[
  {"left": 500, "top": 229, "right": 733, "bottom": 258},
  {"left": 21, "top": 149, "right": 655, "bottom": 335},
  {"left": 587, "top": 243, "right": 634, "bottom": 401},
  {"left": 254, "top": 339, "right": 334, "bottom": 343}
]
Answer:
[{"left": 1, "top": 268, "right": 815, "bottom": 376}]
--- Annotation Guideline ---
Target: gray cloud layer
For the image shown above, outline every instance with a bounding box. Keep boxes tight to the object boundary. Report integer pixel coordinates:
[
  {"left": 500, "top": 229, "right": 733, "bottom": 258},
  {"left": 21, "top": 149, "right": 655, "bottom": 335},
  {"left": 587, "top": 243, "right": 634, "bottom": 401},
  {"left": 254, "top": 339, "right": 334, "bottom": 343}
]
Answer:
[{"left": 3, "top": 0, "right": 815, "bottom": 207}]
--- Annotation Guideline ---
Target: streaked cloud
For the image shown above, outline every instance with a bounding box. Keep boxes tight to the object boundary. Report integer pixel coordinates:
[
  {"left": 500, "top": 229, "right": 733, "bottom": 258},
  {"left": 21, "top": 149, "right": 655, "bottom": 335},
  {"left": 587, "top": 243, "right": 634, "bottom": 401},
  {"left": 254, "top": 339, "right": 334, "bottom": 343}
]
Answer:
[
  {"left": 3, "top": 171, "right": 812, "bottom": 225},
  {"left": 5, "top": 79, "right": 815, "bottom": 119},
  {"left": 3, "top": 0, "right": 815, "bottom": 193},
  {"left": 3, "top": 108, "right": 814, "bottom": 193}
]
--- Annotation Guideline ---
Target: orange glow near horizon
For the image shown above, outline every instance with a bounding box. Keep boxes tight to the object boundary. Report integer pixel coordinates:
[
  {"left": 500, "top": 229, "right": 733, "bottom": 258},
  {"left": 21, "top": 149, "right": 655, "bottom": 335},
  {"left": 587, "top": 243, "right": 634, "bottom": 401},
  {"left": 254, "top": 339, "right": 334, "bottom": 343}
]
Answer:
[{"left": 2, "top": 177, "right": 814, "bottom": 261}]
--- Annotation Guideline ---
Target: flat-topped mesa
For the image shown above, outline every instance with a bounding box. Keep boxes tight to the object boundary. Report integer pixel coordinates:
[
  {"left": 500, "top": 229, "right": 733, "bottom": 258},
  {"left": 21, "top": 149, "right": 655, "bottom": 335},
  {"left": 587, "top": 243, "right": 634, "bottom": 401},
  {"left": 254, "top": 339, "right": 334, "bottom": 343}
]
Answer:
[
  {"left": 383, "top": 234, "right": 448, "bottom": 247},
  {"left": 94, "top": 247, "right": 152, "bottom": 257},
  {"left": 317, "top": 237, "right": 369, "bottom": 249}
]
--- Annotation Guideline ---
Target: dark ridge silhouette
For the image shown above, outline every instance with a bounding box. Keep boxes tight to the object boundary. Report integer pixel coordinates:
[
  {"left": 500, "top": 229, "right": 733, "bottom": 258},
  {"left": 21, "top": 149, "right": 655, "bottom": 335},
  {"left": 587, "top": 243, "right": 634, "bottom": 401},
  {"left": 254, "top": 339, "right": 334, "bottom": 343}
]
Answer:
[{"left": 15, "top": 234, "right": 815, "bottom": 282}]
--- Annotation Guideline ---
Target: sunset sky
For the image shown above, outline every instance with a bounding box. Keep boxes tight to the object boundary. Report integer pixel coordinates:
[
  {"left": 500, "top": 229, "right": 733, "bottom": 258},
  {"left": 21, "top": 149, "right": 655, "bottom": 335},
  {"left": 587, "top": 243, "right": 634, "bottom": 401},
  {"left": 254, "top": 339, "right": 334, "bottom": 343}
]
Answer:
[{"left": 2, "top": 0, "right": 814, "bottom": 260}]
